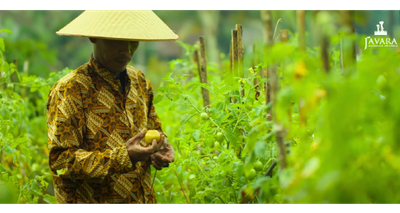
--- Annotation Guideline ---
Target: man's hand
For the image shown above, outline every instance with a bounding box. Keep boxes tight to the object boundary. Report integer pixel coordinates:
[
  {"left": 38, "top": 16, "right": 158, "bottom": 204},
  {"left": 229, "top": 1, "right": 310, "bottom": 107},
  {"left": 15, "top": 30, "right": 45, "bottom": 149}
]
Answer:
[
  {"left": 150, "top": 136, "right": 175, "bottom": 170},
  {"left": 125, "top": 130, "right": 164, "bottom": 165}
]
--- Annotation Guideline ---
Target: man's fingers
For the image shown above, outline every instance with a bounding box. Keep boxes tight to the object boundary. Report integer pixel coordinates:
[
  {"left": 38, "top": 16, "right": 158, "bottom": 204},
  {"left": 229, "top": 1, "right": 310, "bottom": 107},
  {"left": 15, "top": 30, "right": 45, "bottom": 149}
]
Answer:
[
  {"left": 153, "top": 158, "right": 169, "bottom": 168},
  {"left": 152, "top": 138, "right": 163, "bottom": 150},
  {"left": 142, "top": 139, "right": 163, "bottom": 154},
  {"left": 151, "top": 153, "right": 172, "bottom": 167},
  {"left": 135, "top": 130, "right": 146, "bottom": 139},
  {"left": 152, "top": 160, "right": 162, "bottom": 170},
  {"left": 127, "top": 130, "right": 146, "bottom": 146}
]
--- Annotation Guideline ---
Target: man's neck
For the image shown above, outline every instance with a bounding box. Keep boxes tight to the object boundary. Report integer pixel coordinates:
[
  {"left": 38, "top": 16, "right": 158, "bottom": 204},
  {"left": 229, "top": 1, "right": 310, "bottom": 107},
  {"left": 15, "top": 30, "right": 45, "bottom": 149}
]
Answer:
[
  {"left": 92, "top": 54, "right": 126, "bottom": 79},
  {"left": 113, "top": 69, "right": 126, "bottom": 80}
]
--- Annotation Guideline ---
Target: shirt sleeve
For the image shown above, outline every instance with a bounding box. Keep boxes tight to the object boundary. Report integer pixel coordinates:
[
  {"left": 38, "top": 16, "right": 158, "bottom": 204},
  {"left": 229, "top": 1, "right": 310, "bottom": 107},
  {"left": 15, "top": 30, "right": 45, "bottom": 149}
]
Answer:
[
  {"left": 145, "top": 80, "right": 164, "bottom": 134},
  {"left": 47, "top": 76, "right": 135, "bottom": 180}
]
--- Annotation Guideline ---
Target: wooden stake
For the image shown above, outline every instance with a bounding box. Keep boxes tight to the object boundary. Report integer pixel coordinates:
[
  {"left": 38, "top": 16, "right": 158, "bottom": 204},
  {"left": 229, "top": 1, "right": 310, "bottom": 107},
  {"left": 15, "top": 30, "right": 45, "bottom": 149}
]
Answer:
[
  {"left": 261, "top": 11, "right": 287, "bottom": 171},
  {"left": 280, "top": 29, "right": 288, "bottom": 42},
  {"left": 253, "top": 44, "right": 261, "bottom": 100},
  {"left": 297, "top": 10, "right": 306, "bottom": 52},
  {"left": 314, "top": 9, "right": 330, "bottom": 73},
  {"left": 236, "top": 24, "right": 245, "bottom": 100},
  {"left": 228, "top": 25, "right": 246, "bottom": 157},
  {"left": 230, "top": 30, "right": 239, "bottom": 104},
  {"left": 197, "top": 37, "right": 211, "bottom": 108},
  {"left": 261, "top": 10, "right": 274, "bottom": 46},
  {"left": 339, "top": 10, "right": 356, "bottom": 75},
  {"left": 260, "top": 10, "right": 274, "bottom": 122},
  {"left": 236, "top": 24, "right": 244, "bottom": 78},
  {"left": 321, "top": 36, "right": 330, "bottom": 72},
  {"left": 231, "top": 30, "right": 238, "bottom": 75}
]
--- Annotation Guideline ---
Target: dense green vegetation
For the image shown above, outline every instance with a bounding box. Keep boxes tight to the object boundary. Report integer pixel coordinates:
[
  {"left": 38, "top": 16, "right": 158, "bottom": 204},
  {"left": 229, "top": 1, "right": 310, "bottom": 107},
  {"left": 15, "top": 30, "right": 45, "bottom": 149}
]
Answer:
[{"left": 1, "top": 10, "right": 400, "bottom": 204}]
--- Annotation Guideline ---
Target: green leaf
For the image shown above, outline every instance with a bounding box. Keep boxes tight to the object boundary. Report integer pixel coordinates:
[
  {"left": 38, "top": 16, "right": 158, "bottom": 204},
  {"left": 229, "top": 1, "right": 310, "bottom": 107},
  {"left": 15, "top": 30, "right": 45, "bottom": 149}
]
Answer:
[
  {"left": 3, "top": 145, "right": 14, "bottom": 154},
  {"left": 225, "top": 127, "right": 241, "bottom": 149},
  {"left": 217, "top": 153, "right": 225, "bottom": 164},
  {"left": 229, "top": 103, "right": 245, "bottom": 109},
  {"left": 252, "top": 176, "right": 271, "bottom": 189},
  {"left": 43, "top": 194, "right": 58, "bottom": 204},
  {"left": 153, "top": 94, "right": 163, "bottom": 105},
  {"left": 3, "top": 61, "right": 9, "bottom": 75},
  {"left": 0, "top": 38, "right": 4, "bottom": 52},
  {"left": 0, "top": 29, "right": 12, "bottom": 34},
  {"left": 253, "top": 141, "right": 267, "bottom": 158},
  {"left": 301, "top": 157, "right": 320, "bottom": 178},
  {"left": 192, "top": 130, "right": 200, "bottom": 142},
  {"left": 20, "top": 144, "right": 31, "bottom": 159}
]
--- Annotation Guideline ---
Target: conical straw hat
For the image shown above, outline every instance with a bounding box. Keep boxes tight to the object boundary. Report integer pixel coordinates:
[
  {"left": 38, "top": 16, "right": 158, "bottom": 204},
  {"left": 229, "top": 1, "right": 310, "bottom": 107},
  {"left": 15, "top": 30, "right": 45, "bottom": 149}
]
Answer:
[{"left": 56, "top": 10, "right": 178, "bottom": 41}]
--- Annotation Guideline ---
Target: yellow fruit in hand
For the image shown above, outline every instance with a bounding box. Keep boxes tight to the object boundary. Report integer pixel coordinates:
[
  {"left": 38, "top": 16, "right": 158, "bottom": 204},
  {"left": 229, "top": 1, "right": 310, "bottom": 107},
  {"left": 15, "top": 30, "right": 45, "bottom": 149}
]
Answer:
[{"left": 144, "top": 130, "right": 161, "bottom": 144}]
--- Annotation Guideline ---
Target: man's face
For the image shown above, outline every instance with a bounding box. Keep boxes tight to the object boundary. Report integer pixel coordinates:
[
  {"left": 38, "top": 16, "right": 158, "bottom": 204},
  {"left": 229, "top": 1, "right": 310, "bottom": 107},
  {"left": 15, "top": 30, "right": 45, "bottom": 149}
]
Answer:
[{"left": 90, "top": 38, "right": 139, "bottom": 73}]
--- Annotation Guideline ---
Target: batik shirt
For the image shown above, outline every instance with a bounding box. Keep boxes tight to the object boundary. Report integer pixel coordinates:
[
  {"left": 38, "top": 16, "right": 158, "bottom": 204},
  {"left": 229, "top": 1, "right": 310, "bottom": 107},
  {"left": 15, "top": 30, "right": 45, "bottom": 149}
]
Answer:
[{"left": 46, "top": 55, "right": 163, "bottom": 203}]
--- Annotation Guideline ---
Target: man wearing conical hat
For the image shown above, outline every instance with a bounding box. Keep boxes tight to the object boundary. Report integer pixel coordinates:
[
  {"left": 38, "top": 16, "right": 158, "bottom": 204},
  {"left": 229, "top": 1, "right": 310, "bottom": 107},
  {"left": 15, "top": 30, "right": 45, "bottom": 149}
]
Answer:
[{"left": 46, "top": 11, "right": 178, "bottom": 204}]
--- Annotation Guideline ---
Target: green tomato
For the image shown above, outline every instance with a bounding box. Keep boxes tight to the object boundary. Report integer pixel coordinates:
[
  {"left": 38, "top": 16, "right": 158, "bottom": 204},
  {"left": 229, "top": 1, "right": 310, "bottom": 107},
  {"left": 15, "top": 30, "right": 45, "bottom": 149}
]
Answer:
[
  {"left": 254, "top": 160, "right": 263, "bottom": 171},
  {"left": 7, "top": 84, "right": 14, "bottom": 90},
  {"left": 245, "top": 169, "right": 257, "bottom": 180},
  {"left": 214, "top": 141, "right": 221, "bottom": 149},
  {"left": 200, "top": 112, "right": 209, "bottom": 120},
  {"left": 216, "top": 132, "right": 224, "bottom": 142},
  {"left": 377, "top": 75, "right": 387, "bottom": 90}
]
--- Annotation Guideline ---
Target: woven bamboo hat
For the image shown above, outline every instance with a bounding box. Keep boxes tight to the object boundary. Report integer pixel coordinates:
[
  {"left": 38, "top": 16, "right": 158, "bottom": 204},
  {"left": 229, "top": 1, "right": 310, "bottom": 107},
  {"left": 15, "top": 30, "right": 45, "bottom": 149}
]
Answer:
[{"left": 56, "top": 10, "right": 178, "bottom": 41}]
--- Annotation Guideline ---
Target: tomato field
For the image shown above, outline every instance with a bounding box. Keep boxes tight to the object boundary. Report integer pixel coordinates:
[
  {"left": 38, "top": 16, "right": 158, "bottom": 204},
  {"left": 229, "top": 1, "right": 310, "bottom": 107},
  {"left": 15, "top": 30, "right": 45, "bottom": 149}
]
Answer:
[{"left": 1, "top": 10, "right": 400, "bottom": 204}]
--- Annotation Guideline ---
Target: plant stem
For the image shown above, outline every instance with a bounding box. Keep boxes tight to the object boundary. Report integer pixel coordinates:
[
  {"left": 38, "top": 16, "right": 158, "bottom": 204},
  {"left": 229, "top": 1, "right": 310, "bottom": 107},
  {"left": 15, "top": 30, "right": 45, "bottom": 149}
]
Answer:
[
  {"left": 174, "top": 81, "right": 225, "bottom": 132},
  {"left": 174, "top": 170, "right": 190, "bottom": 204},
  {"left": 150, "top": 170, "right": 157, "bottom": 195},
  {"left": 265, "top": 159, "right": 277, "bottom": 177},
  {"left": 173, "top": 82, "right": 201, "bottom": 113}
]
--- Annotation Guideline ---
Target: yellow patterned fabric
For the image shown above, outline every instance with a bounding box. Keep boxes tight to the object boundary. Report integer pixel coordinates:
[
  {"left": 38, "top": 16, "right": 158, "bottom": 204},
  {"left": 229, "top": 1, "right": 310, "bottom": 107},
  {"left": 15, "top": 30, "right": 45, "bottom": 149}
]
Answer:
[{"left": 46, "top": 55, "right": 163, "bottom": 203}]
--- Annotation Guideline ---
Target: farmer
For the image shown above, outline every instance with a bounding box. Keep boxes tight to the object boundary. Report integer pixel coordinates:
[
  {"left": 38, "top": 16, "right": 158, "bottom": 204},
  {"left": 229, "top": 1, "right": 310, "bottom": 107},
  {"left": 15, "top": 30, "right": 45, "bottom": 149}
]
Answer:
[{"left": 46, "top": 10, "right": 177, "bottom": 204}]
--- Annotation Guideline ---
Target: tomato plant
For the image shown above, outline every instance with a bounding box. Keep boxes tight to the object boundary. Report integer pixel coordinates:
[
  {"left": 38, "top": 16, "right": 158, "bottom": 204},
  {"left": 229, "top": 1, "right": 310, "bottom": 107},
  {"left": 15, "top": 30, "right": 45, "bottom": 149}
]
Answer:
[
  {"left": 151, "top": 28, "right": 400, "bottom": 204},
  {"left": 1, "top": 29, "right": 71, "bottom": 203}
]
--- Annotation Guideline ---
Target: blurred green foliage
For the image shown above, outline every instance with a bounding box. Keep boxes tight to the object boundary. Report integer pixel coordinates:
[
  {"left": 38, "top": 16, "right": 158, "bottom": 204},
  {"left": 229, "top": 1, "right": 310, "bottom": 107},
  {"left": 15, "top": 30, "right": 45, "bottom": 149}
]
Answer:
[{"left": 1, "top": 10, "right": 398, "bottom": 88}]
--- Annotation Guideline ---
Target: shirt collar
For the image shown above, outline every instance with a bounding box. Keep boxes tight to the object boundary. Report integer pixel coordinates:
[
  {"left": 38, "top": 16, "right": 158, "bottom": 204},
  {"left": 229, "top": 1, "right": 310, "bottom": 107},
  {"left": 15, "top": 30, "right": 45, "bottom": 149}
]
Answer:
[{"left": 88, "top": 54, "right": 128, "bottom": 92}]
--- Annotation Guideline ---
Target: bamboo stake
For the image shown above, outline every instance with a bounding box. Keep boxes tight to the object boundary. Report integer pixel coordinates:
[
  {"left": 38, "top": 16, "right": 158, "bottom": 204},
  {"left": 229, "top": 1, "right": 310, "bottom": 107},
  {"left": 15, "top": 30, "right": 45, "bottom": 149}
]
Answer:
[
  {"left": 231, "top": 30, "right": 239, "bottom": 104},
  {"left": 253, "top": 44, "right": 261, "bottom": 100},
  {"left": 321, "top": 36, "right": 330, "bottom": 72},
  {"left": 197, "top": 37, "right": 211, "bottom": 108},
  {"left": 312, "top": 11, "right": 320, "bottom": 48},
  {"left": 236, "top": 24, "right": 245, "bottom": 101},
  {"left": 315, "top": 11, "right": 331, "bottom": 73},
  {"left": 297, "top": 10, "right": 306, "bottom": 52},
  {"left": 231, "top": 30, "right": 238, "bottom": 75},
  {"left": 261, "top": 11, "right": 274, "bottom": 46},
  {"left": 261, "top": 11, "right": 287, "bottom": 171},
  {"left": 236, "top": 24, "right": 244, "bottom": 78},
  {"left": 260, "top": 10, "right": 274, "bottom": 122},
  {"left": 339, "top": 10, "right": 356, "bottom": 75},
  {"left": 229, "top": 25, "right": 246, "bottom": 157}
]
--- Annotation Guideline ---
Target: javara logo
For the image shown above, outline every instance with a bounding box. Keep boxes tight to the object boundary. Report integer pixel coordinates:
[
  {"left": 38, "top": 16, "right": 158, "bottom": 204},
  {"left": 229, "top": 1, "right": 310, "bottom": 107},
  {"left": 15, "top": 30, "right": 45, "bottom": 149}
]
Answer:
[{"left": 364, "top": 21, "right": 398, "bottom": 50}]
